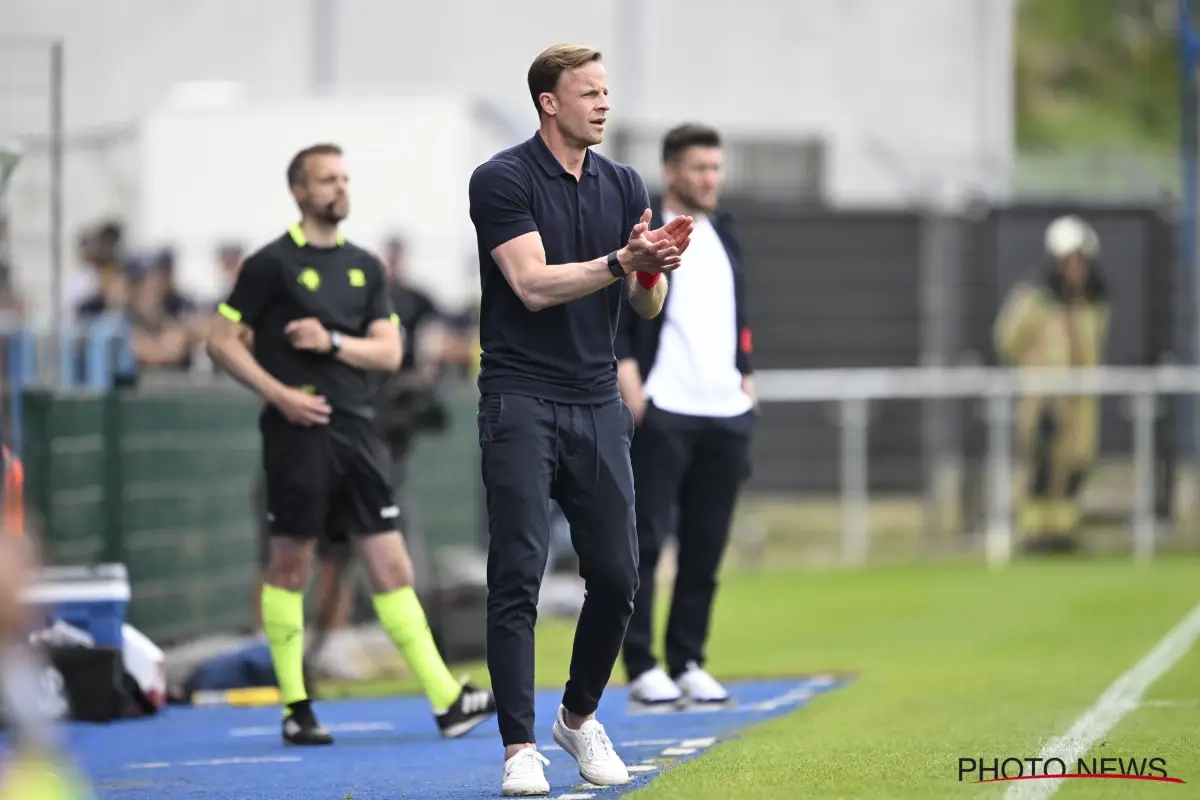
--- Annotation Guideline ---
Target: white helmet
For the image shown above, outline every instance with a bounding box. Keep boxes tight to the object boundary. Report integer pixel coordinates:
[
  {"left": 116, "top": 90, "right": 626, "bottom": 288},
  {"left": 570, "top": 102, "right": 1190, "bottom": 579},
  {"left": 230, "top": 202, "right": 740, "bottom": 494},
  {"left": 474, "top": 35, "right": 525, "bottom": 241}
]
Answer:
[{"left": 1044, "top": 215, "right": 1100, "bottom": 260}]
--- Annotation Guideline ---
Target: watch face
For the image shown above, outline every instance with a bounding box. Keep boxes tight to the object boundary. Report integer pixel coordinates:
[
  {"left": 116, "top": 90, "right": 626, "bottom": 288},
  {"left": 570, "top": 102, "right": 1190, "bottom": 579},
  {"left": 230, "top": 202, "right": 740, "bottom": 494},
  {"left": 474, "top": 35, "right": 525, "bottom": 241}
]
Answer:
[{"left": 609, "top": 253, "right": 623, "bottom": 276}]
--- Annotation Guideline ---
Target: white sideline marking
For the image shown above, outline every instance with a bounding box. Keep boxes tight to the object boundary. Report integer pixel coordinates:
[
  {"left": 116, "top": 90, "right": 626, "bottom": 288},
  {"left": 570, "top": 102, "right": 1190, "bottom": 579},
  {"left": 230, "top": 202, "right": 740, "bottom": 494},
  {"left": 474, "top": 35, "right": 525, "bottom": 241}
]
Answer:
[
  {"left": 230, "top": 721, "right": 393, "bottom": 737},
  {"left": 554, "top": 794, "right": 594, "bottom": 799},
  {"left": 1005, "top": 600, "right": 1200, "bottom": 800},
  {"left": 750, "top": 685, "right": 814, "bottom": 711},
  {"left": 128, "top": 756, "right": 301, "bottom": 770},
  {"left": 628, "top": 765, "right": 657, "bottom": 773},
  {"left": 681, "top": 737, "right": 715, "bottom": 748},
  {"left": 661, "top": 747, "right": 696, "bottom": 756}
]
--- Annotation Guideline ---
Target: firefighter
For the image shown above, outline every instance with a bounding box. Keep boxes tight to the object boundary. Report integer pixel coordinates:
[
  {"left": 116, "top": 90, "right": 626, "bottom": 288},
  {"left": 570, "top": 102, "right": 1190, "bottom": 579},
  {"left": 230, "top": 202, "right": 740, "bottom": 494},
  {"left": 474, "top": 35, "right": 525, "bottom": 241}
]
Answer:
[{"left": 993, "top": 215, "right": 1110, "bottom": 553}]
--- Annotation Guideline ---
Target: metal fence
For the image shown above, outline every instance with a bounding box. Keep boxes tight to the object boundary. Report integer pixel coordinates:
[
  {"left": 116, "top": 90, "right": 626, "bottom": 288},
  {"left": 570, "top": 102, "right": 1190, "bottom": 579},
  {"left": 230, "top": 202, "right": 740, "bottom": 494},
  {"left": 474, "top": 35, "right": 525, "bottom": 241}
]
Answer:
[{"left": 755, "top": 365, "right": 1200, "bottom": 567}]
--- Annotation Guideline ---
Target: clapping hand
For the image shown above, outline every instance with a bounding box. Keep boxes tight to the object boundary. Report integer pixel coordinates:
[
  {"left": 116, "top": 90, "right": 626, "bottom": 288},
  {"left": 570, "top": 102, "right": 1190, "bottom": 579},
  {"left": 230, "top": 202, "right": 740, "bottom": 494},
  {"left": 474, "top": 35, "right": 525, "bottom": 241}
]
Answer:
[{"left": 622, "top": 210, "right": 693, "bottom": 274}]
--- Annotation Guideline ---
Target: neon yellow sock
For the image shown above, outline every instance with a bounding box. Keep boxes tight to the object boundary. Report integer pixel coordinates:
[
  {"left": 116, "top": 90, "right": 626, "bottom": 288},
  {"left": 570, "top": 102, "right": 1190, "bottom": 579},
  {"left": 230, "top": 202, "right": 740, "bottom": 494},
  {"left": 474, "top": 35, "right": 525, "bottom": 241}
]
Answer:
[
  {"left": 374, "top": 587, "right": 462, "bottom": 713},
  {"left": 260, "top": 584, "right": 307, "bottom": 708},
  {"left": 0, "top": 753, "right": 95, "bottom": 800}
]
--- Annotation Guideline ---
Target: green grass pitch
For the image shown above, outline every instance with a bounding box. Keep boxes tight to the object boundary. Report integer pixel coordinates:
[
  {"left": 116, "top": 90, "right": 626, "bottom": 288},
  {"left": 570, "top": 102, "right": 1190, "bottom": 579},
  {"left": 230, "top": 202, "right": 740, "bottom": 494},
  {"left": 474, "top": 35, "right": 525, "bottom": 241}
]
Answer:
[{"left": 325, "top": 553, "right": 1200, "bottom": 798}]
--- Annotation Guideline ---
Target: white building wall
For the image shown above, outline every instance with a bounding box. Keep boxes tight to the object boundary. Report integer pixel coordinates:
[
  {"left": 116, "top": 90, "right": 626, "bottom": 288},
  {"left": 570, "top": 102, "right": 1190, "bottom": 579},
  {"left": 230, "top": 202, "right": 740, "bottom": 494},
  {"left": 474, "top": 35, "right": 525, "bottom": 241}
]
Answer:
[
  {"left": 332, "top": 0, "right": 1014, "bottom": 202},
  {"left": 1, "top": 0, "right": 1013, "bottom": 320}
]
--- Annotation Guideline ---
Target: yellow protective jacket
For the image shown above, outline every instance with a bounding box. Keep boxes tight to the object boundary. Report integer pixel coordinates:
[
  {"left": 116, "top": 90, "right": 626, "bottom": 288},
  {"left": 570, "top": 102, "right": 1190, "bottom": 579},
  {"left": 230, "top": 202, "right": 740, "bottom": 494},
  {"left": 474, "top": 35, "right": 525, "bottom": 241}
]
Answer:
[{"left": 993, "top": 271, "right": 1110, "bottom": 472}]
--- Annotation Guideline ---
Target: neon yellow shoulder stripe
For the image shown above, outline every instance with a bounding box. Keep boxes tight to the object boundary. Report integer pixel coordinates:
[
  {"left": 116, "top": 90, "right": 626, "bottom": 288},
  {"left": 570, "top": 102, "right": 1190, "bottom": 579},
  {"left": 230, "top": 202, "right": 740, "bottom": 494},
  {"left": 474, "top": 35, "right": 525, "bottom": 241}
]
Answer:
[{"left": 218, "top": 303, "right": 242, "bottom": 323}]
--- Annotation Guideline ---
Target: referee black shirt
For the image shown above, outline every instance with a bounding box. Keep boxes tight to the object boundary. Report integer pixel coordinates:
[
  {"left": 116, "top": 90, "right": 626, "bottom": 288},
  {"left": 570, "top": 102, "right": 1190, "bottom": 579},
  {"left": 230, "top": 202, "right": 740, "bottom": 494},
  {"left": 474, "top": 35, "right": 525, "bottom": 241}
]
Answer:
[
  {"left": 219, "top": 223, "right": 398, "bottom": 418},
  {"left": 469, "top": 133, "right": 650, "bottom": 404}
]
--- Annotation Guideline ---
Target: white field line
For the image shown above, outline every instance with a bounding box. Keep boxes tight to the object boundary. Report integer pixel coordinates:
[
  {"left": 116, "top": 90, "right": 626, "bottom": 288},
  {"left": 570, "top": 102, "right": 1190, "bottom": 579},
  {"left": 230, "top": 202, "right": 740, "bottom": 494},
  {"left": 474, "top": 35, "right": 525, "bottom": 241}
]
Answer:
[{"left": 1004, "top": 600, "right": 1200, "bottom": 800}]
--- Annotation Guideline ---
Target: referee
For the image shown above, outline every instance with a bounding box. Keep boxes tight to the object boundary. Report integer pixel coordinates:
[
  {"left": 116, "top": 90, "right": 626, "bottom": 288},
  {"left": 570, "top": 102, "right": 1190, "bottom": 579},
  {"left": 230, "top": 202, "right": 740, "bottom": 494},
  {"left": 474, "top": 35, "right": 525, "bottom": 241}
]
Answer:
[
  {"left": 206, "top": 143, "right": 495, "bottom": 746},
  {"left": 468, "top": 44, "right": 692, "bottom": 796}
]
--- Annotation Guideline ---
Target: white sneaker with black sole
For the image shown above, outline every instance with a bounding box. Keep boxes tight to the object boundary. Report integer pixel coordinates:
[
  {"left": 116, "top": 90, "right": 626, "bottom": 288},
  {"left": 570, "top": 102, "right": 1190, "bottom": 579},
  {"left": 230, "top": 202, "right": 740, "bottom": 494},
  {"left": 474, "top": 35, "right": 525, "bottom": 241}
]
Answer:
[
  {"left": 628, "top": 666, "right": 683, "bottom": 711},
  {"left": 502, "top": 747, "right": 550, "bottom": 796},
  {"left": 675, "top": 662, "right": 731, "bottom": 706},
  {"left": 550, "top": 704, "right": 630, "bottom": 786}
]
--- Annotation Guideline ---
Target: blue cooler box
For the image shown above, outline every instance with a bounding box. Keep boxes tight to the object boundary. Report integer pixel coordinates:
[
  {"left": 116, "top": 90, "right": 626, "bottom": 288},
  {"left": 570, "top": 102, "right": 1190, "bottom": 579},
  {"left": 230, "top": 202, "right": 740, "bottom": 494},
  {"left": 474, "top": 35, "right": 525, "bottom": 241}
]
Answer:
[{"left": 20, "top": 564, "right": 131, "bottom": 649}]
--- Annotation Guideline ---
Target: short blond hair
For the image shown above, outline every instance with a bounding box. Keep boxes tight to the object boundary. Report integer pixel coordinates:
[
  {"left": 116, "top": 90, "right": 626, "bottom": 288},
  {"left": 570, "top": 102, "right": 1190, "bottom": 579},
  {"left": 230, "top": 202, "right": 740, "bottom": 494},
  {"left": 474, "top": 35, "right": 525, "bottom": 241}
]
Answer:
[{"left": 527, "top": 44, "right": 602, "bottom": 116}]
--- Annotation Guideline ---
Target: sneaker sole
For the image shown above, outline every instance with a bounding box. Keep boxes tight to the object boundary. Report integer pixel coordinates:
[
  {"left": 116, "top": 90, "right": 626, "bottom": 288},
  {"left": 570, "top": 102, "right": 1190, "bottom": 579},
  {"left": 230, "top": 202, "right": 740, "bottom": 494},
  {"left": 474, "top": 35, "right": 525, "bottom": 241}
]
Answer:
[
  {"left": 282, "top": 736, "right": 335, "bottom": 746},
  {"left": 502, "top": 783, "right": 550, "bottom": 797},
  {"left": 626, "top": 697, "right": 684, "bottom": 715},
  {"left": 551, "top": 724, "right": 630, "bottom": 786},
  {"left": 441, "top": 711, "right": 495, "bottom": 739},
  {"left": 679, "top": 697, "right": 734, "bottom": 711}
]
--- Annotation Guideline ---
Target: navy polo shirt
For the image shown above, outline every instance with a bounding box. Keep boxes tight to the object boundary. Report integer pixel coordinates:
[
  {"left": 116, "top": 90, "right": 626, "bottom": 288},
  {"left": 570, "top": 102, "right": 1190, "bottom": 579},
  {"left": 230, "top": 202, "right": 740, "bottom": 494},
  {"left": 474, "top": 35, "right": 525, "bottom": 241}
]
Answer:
[{"left": 468, "top": 133, "right": 650, "bottom": 404}]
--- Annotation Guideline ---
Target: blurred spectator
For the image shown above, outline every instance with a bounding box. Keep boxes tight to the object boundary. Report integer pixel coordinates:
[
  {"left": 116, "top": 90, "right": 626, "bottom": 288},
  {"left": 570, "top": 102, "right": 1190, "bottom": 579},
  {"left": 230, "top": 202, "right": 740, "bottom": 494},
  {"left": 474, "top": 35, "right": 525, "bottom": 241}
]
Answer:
[
  {"left": 127, "top": 249, "right": 200, "bottom": 372},
  {"left": 71, "top": 221, "right": 127, "bottom": 320},
  {"left": 0, "top": 521, "right": 96, "bottom": 799},
  {"left": 216, "top": 242, "right": 245, "bottom": 292},
  {"left": 381, "top": 235, "right": 444, "bottom": 381},
  {"left": 0, "top": 214, "right": 23, "bottom": 318},
  {"left": 69, "top": 222, "right": 140, "bottom": 388},
  {"left": 440, "top": 302, "right": 481, "bottom": 382},
  {"left": 0, "top": 265, "right": 20, "bottom": 318},
  {"left": 994, "top": 215, "right": 1110, "bottom": 554},
  {"left": 198, "top": 243, "right": 249, "bottom": 366},
  {"left": 373, "top": 234, "right": 450, "bottom": 504}
]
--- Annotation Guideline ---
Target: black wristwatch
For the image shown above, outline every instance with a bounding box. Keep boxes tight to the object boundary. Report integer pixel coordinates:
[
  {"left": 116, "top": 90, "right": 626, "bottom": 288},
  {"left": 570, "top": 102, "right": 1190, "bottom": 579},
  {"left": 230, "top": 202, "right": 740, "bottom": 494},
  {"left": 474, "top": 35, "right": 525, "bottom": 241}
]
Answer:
[
  {"left": 606, "top": 250, "right": 625, "bottom": 278},
  {"left": 328, "top": 330, "right": 343, "bottom": 355}
]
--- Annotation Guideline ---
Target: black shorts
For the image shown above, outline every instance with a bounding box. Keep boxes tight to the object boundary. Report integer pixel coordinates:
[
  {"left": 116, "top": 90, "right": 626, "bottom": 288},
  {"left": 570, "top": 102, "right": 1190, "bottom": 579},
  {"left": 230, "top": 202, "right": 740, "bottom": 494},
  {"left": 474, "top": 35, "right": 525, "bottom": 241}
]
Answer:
[
  {"left": 259, "top": 407, "right": 401, "bottom": 541},
  {"left": 254, "top": 476, "right": 353, "bottom": 567}
]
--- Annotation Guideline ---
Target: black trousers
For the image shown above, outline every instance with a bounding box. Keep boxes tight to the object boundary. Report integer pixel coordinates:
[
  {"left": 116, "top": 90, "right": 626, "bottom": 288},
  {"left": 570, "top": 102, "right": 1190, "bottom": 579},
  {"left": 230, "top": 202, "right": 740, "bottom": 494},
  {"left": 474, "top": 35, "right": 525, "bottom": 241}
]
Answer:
[
  {"left": 622, "top": 403, "right": 754, "bottom": 681},
  {"left": 478, "top": 392, "right": 639, "bottom": 746}
]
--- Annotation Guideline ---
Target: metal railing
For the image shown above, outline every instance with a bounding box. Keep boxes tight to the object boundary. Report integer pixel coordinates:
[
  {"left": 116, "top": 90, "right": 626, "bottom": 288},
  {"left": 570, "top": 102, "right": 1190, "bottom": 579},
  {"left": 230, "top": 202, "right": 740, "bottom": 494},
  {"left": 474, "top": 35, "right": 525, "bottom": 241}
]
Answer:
[
  {"left": 0, "top": 317, "right": 142, "bottom": 454},
  {"left": 755, "top": 365, "right": 1200, "bottom": 569}
]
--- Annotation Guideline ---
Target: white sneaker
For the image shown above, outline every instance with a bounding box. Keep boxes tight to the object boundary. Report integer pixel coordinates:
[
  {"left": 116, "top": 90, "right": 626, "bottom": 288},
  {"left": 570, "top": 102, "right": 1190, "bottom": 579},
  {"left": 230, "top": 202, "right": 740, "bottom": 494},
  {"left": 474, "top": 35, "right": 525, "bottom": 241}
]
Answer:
[
  {"left": 629, "top": 666, "right": 683, "bottom": 706},
  {"left": 502, "top": 747, "right": 551, "bottom": 797},
  {"left": 551, "top": 705, "right": 630, "bottom": 786},
  {"left": 675, "top": 662, "right": 730, "bottom": 704}
]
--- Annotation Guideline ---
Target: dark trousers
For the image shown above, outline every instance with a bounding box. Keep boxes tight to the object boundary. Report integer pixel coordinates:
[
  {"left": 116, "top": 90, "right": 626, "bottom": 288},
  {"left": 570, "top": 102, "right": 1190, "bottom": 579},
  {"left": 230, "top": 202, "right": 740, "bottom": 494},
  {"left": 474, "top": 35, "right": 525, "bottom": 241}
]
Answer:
[
  {"left": 478, "top": 392, "right": 639, "bottom": 746},
  {"left": 622, "top": 403, "right": 753, "bottom": 681}
]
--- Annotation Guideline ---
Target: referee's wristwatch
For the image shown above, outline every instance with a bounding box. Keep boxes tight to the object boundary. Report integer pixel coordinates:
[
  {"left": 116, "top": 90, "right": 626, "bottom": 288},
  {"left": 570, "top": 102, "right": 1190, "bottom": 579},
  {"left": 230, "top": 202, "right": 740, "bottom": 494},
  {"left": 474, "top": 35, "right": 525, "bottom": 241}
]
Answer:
[{"left": 328, "top": 330, "right": 343, "bottom": 356}]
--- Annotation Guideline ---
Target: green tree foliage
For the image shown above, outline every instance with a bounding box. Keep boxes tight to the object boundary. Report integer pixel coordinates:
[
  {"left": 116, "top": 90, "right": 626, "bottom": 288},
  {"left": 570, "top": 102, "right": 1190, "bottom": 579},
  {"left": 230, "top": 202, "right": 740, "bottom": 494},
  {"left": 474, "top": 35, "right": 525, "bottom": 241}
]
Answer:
[{"left": 1017, "top": 0, "right": 1182, "bottom": 147}]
